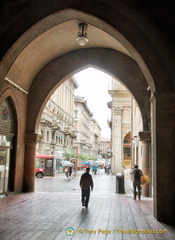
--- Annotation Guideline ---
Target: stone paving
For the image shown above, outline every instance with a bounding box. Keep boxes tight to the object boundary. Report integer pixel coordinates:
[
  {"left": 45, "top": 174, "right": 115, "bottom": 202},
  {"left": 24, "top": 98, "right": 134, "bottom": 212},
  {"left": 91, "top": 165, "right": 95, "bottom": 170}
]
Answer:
[{"left": 0, "top": 170, "right": 174, "bottom": 240}]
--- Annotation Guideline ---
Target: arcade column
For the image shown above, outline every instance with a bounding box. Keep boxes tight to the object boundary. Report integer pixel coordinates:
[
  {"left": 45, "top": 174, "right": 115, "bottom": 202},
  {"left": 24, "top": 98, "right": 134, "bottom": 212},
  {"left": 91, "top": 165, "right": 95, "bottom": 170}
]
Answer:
[
  {"left": 23, "top": 133, "right": 42, "bottom": 192},
  {"left": 139, "top": 131, "right": 151, "bottom": 197},
  {"left": 112, "top": 107, "right": 123, "bottom": 174}
]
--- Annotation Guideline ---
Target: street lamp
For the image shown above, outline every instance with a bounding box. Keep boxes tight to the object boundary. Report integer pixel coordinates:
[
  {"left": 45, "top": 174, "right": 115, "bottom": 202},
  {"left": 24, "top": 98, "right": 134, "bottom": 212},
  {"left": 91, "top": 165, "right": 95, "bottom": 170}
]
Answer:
[{"left": 76, "top": 23, "right": 89, "bottom": 46}]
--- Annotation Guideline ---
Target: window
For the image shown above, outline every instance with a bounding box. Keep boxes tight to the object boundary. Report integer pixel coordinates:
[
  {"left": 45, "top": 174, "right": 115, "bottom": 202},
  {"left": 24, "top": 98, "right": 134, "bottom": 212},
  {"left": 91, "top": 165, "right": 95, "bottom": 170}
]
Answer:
[{"left": 47, "top": 131, "right": 50, "bottom": 142}]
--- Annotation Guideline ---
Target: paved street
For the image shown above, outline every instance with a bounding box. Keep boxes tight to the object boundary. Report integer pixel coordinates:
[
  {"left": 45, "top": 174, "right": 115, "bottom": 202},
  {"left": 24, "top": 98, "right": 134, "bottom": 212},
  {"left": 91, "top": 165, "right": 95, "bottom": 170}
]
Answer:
[
  {"left": 35, "top": 170, "right": 118, "bottom": 194},
  {"left": 0, "top": 170, "right": 174, "bottom": 240}
]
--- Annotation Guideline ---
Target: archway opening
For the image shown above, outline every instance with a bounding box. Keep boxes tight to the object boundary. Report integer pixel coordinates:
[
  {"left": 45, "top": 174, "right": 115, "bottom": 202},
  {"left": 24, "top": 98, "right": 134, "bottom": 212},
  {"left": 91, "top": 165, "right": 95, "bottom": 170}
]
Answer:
[
  {"left": 0, "top": 8, "right": 156, "bottom": 218},
  {"left": 34, "top": 67, "right": 148, "bottom": 199},
  {"left": 123, "top": 132, "right": 131, "bottom": 170}
]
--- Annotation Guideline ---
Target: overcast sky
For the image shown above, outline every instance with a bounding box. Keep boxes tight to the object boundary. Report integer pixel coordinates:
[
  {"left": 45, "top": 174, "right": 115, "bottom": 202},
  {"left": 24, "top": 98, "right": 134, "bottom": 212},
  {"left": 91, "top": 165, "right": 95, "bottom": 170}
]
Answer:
[{"left": 74, "top": 67, "right": 112, "bottom": 139}]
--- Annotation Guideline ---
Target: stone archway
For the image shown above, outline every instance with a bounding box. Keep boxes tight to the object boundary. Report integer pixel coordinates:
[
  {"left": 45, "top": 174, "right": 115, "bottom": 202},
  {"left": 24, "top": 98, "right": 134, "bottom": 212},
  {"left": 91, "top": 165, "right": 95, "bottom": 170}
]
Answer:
[
  {"left": 23, "top": 48, "right": 151, "bottom": 194},
  {"left": 1, "top": 1, "right": 175, "bottom": 224},
  {"left": 27, "top": 48, "right": 150, "bottom": 133},
  {"left": 0, "top": 88, "right": 25, "bottom": 194}
]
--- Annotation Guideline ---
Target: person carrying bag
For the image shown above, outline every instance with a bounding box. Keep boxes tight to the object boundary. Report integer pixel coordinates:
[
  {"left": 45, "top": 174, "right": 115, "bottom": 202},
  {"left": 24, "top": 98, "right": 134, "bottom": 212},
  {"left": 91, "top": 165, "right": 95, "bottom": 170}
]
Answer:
[{"left": 130, "top": 165, "right": 143, "bottom": 200}]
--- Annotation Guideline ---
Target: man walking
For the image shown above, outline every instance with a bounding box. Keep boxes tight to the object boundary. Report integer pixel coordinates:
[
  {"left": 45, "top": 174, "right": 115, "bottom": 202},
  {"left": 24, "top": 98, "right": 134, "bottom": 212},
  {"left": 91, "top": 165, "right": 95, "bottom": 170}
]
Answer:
[
  {"left": 130, "top": 165, "right": 143, "bottom": 200},
  {"left": 79, "top": 168, "right": 94, "bottom": 208}
]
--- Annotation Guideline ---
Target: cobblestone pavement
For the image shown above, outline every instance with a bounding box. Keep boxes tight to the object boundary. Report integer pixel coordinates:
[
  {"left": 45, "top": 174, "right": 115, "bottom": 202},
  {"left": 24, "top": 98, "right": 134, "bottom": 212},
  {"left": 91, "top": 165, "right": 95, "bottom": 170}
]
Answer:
[
  {"left": 35, "top": 170, "right": 120, "bottom": 195},
  {"left": 0, "top": 171, "right": 174, "bottom": 240}
]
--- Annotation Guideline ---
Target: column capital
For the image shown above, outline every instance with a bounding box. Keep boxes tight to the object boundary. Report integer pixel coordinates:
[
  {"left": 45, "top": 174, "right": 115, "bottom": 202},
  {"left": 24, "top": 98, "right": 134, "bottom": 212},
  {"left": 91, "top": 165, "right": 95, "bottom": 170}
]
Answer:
[
  {"left": 139, "top": 131, "right": 151, "bottom": 143},
  {"left": 114, "top": 107, "right": 123, "bottom": 115},
  {"left": 25, "top": 133, "right": 42, "bottom": 145}
]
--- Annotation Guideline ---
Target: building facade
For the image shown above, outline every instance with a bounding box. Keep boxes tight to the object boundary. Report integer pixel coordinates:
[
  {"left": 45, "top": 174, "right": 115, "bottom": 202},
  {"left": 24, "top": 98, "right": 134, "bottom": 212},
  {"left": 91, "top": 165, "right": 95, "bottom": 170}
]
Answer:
[
  {"left": 89, "top": 118, "right": 101, "bottom": 158},
  {"left": 37, "top": 77, "right": 78, "bottom": 161},
  {"left": 108, "top": 79, "right": 150, "bottom": 196},
  {"left": 108, "top": 79, "right": 132, "bottom": 174},
  {"left": 99, "top": 138, "right": 111, "bottom": 159},
  {"left": 73, "top": 96, "right": 101, "bottom": 162}
]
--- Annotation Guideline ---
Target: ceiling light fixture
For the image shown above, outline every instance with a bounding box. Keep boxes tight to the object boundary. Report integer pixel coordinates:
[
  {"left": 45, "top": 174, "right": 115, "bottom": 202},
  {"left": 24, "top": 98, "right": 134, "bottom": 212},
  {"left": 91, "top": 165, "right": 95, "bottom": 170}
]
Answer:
[{"left": 76, "top": 23, "right": 89, "bottom": 46}]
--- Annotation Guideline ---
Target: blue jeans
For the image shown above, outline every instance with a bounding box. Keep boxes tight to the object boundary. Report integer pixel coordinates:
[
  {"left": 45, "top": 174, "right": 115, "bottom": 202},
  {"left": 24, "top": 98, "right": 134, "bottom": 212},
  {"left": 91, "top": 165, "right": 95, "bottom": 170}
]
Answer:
[{"left": 81, "top": 188, "right": 90, "bottom": 206}]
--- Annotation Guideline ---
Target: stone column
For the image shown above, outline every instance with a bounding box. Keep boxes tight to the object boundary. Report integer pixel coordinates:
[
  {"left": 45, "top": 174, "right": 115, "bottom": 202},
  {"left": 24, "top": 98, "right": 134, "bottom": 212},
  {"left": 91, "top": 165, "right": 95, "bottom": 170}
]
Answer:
[
  {"left": 112, "top": 107, "right": 123, "bottom": 174},
  {"left": 23, "top": 133, "right": 42, "bottom": 192},
  {"left": 154, "top": 92, "right": 175, "bottom": 223},
  {"left": 139, "top": 131, "right": 151, "bottom": 197}
]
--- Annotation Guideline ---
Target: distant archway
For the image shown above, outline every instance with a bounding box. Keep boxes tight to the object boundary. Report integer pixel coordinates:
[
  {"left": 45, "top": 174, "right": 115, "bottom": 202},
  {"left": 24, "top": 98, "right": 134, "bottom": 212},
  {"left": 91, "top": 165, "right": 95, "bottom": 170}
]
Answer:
[{"left": 123, "top": 131, "right": 131, "bottom": 169}]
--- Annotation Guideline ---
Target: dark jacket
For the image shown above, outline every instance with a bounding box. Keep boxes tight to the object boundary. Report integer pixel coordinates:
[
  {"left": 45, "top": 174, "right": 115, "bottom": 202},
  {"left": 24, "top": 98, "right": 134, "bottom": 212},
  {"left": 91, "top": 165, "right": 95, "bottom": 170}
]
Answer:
[
  {"left": 131, "top": 168, "right": 143, "bottom": 183},
  {"left": 80, "top": 172, "right": 94, "bottom": 190}
]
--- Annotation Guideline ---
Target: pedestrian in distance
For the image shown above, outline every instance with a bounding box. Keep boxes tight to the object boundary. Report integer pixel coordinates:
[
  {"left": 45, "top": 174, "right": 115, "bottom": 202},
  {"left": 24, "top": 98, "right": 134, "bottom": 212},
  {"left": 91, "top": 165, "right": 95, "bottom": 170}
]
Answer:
[
  {"left": 79, "top": 168, "right": 94, "bottom": 208},
  {"left": 130, "top": 164, "right": 143, "bottom": 200},
  {"left": 64, "top": 167, "right": 69, "bottom": 179},
  {"left": 68, "top": 166, "right": 72, "bottom": 178},
  {"left": 92, "top": 164, "right": 98, "bottom": 175}
]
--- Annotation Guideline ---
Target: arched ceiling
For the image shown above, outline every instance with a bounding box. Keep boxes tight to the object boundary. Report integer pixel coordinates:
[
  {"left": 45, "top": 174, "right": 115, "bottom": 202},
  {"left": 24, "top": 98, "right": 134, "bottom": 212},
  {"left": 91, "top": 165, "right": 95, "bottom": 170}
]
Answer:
[
  {"left": 4, "top": 9, "right": 155, "bottom": 93},
  {"left": 6, "top": 20, "right": 131, "bottom": 92},
  {"left": 1, "top": 8, "right": 155, "bottom": 133}
]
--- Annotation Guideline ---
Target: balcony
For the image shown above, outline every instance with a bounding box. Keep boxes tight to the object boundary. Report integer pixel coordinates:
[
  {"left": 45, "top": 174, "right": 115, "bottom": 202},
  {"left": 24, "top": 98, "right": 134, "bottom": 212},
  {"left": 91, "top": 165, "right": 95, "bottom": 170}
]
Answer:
[
  {"left": 70, "top": 130, "right": 77, "bottom": 139},
  {"left": 41, "top": 113, "right": 53, "bottom": 124},
  {"left": 64, "top": 127, "right": 70, "bottom": 135},
  {"left": 52, "top": 120, "right": 60, "bottom": 131},
  {"left": 80, "top": 140, "right": 86, "bottom": 146},
  {"left": 88, "top": 143, "right": 93, "bottom": 148}
]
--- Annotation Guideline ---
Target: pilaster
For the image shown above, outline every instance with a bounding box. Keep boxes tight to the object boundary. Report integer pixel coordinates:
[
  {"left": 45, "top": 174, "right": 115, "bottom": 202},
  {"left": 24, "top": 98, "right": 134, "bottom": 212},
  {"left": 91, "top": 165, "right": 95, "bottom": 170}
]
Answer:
[{"left": 112, "top": 107, "right": 123, "bottom": 174}]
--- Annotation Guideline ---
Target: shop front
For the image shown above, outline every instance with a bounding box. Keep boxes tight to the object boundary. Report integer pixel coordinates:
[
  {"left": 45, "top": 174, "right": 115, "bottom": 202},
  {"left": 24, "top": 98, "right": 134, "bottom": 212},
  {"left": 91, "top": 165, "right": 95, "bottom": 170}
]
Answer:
[{"left": 0, "top": 98, "right": 16, "bottom": 195}]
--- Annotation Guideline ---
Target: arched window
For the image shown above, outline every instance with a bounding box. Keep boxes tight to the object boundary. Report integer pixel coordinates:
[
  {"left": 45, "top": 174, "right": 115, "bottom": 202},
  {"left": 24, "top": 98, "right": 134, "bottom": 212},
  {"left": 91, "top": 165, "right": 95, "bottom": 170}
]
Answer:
[{"left": 0, "top": 98, "right": 16, "bottom": 135}]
